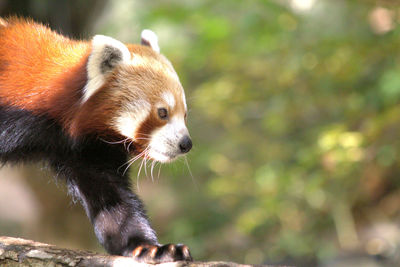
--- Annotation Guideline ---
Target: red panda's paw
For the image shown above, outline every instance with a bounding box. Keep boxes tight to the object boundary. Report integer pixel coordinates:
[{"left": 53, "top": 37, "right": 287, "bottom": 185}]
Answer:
[{"left": 130, "top": 244, "right": 193, "bottom": 263}]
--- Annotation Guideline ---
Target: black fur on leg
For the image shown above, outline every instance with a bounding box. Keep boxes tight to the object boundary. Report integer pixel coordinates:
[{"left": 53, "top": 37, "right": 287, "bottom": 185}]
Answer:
[
  {"left": 0, "top": 105, "right": 193, "bottom": 261},
  {"left": 52, "top": 160, "right": 159, "bottom": 255},
  {"left": 0, "top": 105, "right": 158, "bottom": 255}
]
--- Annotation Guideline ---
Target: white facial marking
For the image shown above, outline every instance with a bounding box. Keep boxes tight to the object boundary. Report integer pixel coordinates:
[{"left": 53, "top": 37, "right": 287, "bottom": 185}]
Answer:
[
  {"left": 148, "top": 116, "right": 189, "bottom": 163},
  {"left": 83, "top": 35, "right": 131, "bottom": 103},
  {"left": 115, "top": 100, "right": 150, "bottom": 138},
  {"left": 162, "top": 92, "right": 175, "bottom": 109}
]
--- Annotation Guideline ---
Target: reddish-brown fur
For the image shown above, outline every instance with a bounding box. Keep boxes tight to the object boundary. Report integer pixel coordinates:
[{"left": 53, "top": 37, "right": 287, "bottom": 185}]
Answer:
[
  {"left": 0, "top": 18, "right": 90, "bottom": 135},
  {"left": 0, "top": 18, "right": 186, "bottom": 151}
]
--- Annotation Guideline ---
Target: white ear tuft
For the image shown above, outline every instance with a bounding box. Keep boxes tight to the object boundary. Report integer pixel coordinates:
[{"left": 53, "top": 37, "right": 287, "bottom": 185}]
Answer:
[
  {"left": 141, "top": 29, "right": 160, "bottom": 53},
  {"left": 82, "top": 35, "right": 131, "bottom": 103}
]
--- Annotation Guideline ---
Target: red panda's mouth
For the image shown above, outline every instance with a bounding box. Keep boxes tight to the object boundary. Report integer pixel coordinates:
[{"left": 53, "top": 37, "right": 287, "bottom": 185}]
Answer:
[
  {"left": 124, "top": 138, "right": 179, "bottom": 163},
  {"left": 147, "top": 148, "right": 179, "bottom": 163}
]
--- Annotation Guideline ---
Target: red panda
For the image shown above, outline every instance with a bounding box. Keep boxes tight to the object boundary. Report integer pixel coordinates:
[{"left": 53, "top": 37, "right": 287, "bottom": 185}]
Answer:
[{"left": 0, "top": 17, "right": 192, "bottom": 263}]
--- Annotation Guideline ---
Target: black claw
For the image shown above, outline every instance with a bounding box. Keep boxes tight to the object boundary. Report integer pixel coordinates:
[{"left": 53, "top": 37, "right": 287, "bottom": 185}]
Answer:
[
  {"left": 136, "top": 247, "right": 149, "bottom": 258},
  {"left": 131, "top": 244, "right": 193, "bottom": 263},
  {"left": 182, "top": 245, "right": 192, "bottom": 260},
  {"left": 167, "top": 244, "right": 176, "bottom": 254}
]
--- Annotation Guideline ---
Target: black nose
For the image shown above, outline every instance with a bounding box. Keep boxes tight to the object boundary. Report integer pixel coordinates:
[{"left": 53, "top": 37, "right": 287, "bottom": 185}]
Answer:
[{"left": 179, "top": 135, "right": 192, "bottom": 153}]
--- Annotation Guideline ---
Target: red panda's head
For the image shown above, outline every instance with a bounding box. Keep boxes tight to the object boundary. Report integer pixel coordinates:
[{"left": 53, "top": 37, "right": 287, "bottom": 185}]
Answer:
[{"left": 76, "top": 30, "right": 191, "bottom": 163}]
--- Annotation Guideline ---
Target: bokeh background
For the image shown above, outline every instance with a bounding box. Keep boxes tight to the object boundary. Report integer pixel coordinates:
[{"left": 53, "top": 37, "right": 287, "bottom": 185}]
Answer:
[{"left": 0, "top": 0, "right": 400, "bottom": 266}]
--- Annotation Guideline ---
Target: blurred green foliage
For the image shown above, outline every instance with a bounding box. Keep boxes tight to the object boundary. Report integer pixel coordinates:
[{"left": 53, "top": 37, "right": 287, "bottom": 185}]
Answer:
[{"left": 100, "top": 0, "right": 400, "bottom": 265}]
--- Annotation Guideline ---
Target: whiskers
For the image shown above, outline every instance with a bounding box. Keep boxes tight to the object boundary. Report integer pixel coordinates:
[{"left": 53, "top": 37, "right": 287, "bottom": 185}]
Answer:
[
  {"left": 118, "top": 147, "right": 149, "bottom": 176},
  {"left": 99, "top": 137, "right": 130, "bottom": 145},
  {"left": 138, "top": 149, "right": 163, "bottom": 183},
  {"left": 105, "top": 133, "right": 195, "bottom": 190},
  {"left": 119, "top": 153, "right": 196, "bottom": 190},
  {"left": 100, "top": 133, "right": 152, "bottom": 154},
  {"left": 133, "top": 148, "right": 164, "bottom": 190},
  {"left": 184, "top": 155, "right": 198, "bottom": 190},
  {"left": 99, "top": 137, "right": 135, "bottom": 153}
]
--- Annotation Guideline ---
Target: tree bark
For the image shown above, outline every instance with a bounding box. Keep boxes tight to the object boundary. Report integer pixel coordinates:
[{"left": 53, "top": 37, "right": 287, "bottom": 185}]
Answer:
[{"left": 0, "top": 236, "right": 287, "bottom": 267}]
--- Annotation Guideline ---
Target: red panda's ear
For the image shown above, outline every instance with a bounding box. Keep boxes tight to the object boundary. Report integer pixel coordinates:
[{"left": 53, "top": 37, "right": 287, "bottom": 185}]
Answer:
[
  {"left": 141, "top": 29, "right": 160, "bottom": 53},
  {"left": 82, "top": 35, "right": 131, "bottom": 103}
]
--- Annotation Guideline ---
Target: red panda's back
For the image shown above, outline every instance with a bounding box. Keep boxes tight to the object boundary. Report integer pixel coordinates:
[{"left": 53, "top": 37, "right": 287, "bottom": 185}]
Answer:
[{"left": 0, "top": 18, "right": 90, "bottom": 114}]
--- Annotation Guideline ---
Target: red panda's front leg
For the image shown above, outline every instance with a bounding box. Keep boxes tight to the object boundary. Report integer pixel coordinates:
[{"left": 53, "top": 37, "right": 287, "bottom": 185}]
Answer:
[
  {"left": 54, "top": 159, "right": 192, "bottom": 263},
  {"left": 66, "top": 29, "right": 193, "bottom": 262}
]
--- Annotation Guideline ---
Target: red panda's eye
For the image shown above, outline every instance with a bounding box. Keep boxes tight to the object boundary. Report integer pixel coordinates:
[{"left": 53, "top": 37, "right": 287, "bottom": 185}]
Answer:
[{"left": 158, "top": 108, "right": 168, "bottom": 120}]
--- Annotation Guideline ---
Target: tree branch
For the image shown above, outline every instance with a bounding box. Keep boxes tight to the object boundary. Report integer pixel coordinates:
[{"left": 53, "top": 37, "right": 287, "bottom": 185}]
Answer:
[{"left": 0, "top": 236, "right": 287, "bottom": 267}]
